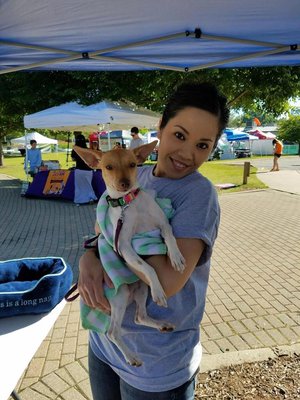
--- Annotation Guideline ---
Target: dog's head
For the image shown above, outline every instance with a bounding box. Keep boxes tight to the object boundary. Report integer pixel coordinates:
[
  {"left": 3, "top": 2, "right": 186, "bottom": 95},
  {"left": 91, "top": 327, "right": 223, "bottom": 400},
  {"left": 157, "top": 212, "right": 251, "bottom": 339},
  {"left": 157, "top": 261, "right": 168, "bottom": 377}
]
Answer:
[{"left": 73, "top": 140, "right": 158, "bottom": 193}]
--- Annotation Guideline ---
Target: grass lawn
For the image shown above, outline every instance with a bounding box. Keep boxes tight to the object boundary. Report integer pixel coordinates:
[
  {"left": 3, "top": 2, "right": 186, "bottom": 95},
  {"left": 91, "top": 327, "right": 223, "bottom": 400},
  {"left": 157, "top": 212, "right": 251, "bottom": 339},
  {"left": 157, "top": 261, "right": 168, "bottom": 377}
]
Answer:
[
  {"left": 0, "top": 152, "right": 267, "bottom": 193},
  {"left": 200, "top": 160, "right": 268, "bottom": 193},
  {"left": 0, "top": 152, "right": 75, "bottom": 181}
]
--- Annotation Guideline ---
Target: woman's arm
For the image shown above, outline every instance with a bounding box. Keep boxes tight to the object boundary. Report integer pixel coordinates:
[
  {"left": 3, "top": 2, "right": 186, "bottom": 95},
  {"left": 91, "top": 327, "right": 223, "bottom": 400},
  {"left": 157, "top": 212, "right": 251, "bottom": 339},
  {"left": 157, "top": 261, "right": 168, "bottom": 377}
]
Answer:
[
  {"left": 78, "top": 248, "right": 113, "bottom": 312},
  {"left": 78, "top": 221, "right": 113, "bottom": 312},
  {"left": 79, "top": 235, "right": 204, "bottom": 309},
  {"left": 140, "top": 238, "right": 205, "bottom": 298}
]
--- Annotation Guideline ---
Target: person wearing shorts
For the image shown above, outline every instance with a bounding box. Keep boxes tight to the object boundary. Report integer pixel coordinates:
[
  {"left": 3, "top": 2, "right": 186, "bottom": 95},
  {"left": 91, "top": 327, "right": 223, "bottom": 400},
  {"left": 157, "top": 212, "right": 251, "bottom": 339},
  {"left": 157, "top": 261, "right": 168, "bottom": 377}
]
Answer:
[{"left": 271, "top": 138, "right": 283, "bottom": 171}]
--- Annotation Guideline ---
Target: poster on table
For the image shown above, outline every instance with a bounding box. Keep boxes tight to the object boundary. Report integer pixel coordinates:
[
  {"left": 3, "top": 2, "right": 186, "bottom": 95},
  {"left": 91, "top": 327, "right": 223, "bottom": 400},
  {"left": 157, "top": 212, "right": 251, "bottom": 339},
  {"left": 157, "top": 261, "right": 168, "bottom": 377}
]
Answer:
[{"left": 43, "top": 170, "right": 70, "bottom": 196}]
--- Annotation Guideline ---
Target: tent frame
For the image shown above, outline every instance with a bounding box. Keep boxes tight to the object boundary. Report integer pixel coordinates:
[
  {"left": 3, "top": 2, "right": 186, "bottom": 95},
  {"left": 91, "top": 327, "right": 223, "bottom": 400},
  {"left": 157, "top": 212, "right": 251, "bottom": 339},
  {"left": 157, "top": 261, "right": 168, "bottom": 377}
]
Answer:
[{"left": 0, "top": 28, "right": 298, "bottom": 75}]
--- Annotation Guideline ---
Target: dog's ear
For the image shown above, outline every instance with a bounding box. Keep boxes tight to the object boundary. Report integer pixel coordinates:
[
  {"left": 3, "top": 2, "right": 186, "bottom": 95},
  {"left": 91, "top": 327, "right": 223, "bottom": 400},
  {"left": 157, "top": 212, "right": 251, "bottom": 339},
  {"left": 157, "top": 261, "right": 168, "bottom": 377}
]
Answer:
[
  {"left": 132, "top": 140, "right": 158, "bottom": 164},
  {"left": 73, "top": 146, "right": 103, "bottom": 169}
]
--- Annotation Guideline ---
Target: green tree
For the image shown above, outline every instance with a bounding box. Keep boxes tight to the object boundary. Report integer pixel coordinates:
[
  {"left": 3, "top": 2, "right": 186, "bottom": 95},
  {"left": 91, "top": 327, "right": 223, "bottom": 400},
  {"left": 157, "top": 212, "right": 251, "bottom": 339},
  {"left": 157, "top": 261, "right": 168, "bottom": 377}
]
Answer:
[
  {"left": 1, "top": 67, "right": 300, "bottom": 166},
  {"left": 278, "top": 116, "right": 300, "bottom": 154}
]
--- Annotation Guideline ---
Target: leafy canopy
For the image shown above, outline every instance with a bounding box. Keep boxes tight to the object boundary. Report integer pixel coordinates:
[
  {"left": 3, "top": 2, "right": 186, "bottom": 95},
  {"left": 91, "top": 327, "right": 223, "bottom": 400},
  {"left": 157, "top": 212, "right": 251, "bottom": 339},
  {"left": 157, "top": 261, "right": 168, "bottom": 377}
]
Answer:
[{"left": 1, "top": 67, "right": 300, "bottom": 137}]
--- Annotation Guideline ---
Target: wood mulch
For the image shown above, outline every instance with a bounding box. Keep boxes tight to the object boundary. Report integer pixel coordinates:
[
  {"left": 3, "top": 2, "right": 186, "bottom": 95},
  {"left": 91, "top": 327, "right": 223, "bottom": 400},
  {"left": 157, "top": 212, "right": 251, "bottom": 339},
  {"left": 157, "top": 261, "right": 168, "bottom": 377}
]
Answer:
[{"left": 195, "top": 352, "right": 300, "bottom": 399}]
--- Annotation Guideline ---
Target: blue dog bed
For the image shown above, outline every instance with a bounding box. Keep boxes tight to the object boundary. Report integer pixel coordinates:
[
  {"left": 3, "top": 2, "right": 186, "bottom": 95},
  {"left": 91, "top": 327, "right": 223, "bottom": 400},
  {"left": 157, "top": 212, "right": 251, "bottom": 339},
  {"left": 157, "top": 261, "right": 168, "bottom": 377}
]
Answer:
[{"left": 0, "top": 257, "right": 73, "bottom": 318}]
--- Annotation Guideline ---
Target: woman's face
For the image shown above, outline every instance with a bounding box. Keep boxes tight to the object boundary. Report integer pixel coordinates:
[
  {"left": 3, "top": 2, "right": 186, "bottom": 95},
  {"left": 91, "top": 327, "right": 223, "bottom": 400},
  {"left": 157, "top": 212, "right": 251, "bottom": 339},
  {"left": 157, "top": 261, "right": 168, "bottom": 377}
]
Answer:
[{"left": 155, "top": 107, "right": 219, "bottom": 179}]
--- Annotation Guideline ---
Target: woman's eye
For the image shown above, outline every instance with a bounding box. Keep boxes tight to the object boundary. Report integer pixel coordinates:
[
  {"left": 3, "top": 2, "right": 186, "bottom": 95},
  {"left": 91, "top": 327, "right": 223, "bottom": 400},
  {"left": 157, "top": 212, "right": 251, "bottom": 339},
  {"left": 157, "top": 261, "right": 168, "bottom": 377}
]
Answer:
[
  {"left": 175, "top": 132, "right": 185, "bottom": 140},
  {"left": 129, "top": 162, "right": 136, "bottom": 168},
  {"left": 197, "top": 143, "right": 209, "bottom": 149},
  {"left": 106, "top": 165, "right": 113, "bottom": 170}
]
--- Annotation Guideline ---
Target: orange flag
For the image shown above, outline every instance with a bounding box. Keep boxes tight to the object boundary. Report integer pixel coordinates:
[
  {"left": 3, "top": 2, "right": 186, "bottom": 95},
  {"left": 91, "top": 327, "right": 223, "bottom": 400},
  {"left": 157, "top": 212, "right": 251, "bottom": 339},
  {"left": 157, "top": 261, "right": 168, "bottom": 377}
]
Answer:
[{"left": 253, "top": 117, "right": 261, "bottom": 126}]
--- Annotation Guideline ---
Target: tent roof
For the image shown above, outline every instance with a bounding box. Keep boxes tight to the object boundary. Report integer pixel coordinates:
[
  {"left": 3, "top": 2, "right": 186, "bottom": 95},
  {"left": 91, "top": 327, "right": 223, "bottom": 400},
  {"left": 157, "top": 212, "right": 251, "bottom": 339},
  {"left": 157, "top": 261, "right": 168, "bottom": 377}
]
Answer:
[
  {"left": 248, "top": 129, "right": 276, "bottom": 139},
  {"left": 224, "top": 129, "right": 258, "bottom": 141},
  {"left": 0, "top": 0, "right": 299, "bottom": 74},
  {"left": 24, "top": 100, "right": 160, "bottom": 131},
  {"left": 11, "top": 131, "right": 58, "bottom": 145}
]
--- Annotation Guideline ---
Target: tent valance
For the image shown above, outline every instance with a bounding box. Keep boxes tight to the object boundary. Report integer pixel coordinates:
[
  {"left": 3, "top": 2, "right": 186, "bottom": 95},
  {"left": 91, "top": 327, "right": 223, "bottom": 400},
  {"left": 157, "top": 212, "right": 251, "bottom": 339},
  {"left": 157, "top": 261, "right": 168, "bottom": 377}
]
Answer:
[{"left": 0, "top": 0, "right": 299, "bottom": 75}]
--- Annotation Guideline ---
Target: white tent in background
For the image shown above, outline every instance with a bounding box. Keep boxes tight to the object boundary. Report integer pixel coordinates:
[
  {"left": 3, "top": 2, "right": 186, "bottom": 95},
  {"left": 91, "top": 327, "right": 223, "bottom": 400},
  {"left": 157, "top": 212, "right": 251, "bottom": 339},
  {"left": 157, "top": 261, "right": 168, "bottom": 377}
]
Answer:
[
  {"left": 11, "top": 132, "right": 58, "bottom": 180},
  {"left": 11, "top": 131, "right": 58, "bottom": 146},
  {"left": 24, "top": 100, "right": 160, "bottom": 132}
]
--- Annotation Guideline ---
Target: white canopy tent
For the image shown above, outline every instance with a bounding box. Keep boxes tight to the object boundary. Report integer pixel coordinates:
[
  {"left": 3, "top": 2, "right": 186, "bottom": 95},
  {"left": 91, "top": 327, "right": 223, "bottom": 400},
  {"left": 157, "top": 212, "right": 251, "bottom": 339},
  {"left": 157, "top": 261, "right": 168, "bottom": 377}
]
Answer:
[
  {"left": 11, "top": 132, "right": 58, "bottom": 179},
  {"left": 11, "top": 131, "right": 58, "bottom": 146},
  {"left": 24, "top": 100, "right": 160, "bottom": 132}
]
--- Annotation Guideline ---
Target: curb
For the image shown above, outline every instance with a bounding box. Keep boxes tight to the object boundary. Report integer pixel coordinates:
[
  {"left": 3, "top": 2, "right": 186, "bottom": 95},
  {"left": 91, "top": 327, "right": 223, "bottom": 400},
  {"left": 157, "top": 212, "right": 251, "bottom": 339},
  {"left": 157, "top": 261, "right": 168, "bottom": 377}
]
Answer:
[{"left": 200, "top": 343, "right": 300, "bottom": 373}]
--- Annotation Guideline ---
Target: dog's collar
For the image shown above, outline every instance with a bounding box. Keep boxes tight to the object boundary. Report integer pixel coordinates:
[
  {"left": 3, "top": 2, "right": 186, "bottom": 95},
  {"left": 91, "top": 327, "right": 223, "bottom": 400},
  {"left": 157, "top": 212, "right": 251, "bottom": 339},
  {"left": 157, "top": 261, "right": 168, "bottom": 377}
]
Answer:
[{"left": 106, "top": 188, "right": 140, "bottom": 208}]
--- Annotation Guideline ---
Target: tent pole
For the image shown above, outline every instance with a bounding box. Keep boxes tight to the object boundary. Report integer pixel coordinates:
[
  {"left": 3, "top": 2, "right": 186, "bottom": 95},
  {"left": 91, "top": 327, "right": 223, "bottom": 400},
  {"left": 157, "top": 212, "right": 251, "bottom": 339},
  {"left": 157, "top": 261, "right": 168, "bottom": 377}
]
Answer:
[
  {"left": 66, "top": 132, "right": 70, "bottom": 163},
  {"left": 107, "top": 124, "right": 111, "bottom": 150},
  {"left": 24, "top": 131, "right": 29, "bottom": 182}
]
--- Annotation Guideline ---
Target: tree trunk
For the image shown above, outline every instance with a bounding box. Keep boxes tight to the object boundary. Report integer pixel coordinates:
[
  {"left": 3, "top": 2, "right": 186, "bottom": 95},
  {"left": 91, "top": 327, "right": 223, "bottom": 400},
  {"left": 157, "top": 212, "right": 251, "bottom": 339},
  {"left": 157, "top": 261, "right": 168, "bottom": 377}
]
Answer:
[{"left": 0, "top": 140, "right": 4, "bottom": 167}]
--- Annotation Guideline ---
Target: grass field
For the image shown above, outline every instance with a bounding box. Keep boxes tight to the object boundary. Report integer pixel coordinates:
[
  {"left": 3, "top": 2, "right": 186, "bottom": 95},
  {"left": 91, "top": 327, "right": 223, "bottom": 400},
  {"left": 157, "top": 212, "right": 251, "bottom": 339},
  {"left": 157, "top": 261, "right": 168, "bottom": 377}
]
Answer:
[{"left": 0, "top": 152, "right": 268, "bottom": 193}]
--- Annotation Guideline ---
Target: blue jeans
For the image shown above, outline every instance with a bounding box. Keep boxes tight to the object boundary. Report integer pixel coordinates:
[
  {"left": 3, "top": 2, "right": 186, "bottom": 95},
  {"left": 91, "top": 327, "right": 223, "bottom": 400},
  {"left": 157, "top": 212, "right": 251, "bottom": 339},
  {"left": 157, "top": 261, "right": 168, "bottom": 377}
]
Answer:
[{"left": 88, "top": 345, "right": 196, "bottom": 400}]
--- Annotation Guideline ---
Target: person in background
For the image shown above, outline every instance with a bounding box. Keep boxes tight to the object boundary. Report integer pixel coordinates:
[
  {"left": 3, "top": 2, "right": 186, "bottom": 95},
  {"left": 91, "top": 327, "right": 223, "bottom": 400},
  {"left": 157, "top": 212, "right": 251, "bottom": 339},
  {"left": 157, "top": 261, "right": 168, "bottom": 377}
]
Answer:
[
  {"left": 113, "top": 142, "right": 122, "bottom": 149},
  {"left": 91, "top": 140, "right": 100, "bottom": 151},
  {"left": 129, "top": 127, "right": 144, "bottom": 149},
  {"left": 71, "top": 134, "right": 97, "bottom": 205},
  {"left": 78, "top": 82, "right": 229, "bottom": 399},
  {"left": 89, "top": 132, "right": 100, "bottom": 151},
  {"left": 24, "top": 139, "right": 42, "bottom": 178},
  {"left": 271, "top": 138, "right": 283, "bottom": 171}
]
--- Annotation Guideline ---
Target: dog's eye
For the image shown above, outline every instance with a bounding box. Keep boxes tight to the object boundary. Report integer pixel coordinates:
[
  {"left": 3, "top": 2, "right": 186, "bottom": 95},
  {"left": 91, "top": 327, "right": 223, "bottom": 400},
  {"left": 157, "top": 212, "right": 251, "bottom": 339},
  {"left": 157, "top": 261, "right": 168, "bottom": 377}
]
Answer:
[
  {"left": 130, "top": 162, "right": 136, "bottom": 168},
  {"left": 106, "top": 165, "right": 113, "bottom": 170}
]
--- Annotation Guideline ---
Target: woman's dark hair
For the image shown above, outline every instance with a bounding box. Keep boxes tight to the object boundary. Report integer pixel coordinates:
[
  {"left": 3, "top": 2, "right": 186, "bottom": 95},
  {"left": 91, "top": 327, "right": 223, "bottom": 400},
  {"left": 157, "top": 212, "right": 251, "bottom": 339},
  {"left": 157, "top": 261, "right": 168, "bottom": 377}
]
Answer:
[
  {"left": 75, "top": 134, "right": 87, "bottom": 148},
  {"left": 160, "top": 82, "right": 230, "bottom": 148}
]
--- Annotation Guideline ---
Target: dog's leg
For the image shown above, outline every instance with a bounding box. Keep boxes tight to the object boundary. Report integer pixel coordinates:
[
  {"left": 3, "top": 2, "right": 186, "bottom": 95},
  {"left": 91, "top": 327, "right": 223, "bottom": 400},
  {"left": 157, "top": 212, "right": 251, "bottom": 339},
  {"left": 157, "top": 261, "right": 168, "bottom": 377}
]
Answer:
[
  {"left": 148, "top": 206, "right": 185, "bottom": 273},
  {"left": 118, "top": 242, "right": 168, "bottom": 307},
  {"left": 158, "top": 220, "right": 185, "bottom": 273},
  {"left": 108, "top": 284, "right": 142, "bottom": 367},
  {"left": 133, "top": 282, "right": 175, "bottom": 332}
]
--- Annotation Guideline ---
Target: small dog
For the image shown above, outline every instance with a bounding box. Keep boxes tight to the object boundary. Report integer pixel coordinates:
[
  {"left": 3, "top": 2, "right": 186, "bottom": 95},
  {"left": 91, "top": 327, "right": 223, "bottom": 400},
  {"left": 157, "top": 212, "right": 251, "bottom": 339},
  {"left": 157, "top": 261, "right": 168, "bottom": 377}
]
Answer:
[{"left": 73, "top": 141, "right": 185, "bottom": 366}]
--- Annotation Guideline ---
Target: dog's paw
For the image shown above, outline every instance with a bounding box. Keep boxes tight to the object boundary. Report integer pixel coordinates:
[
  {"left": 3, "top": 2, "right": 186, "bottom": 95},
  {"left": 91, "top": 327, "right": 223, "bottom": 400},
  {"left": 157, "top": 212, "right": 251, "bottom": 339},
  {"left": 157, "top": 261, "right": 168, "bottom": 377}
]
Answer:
[
  {"left": 159, "top": 322, "right": 175, "bottom": 332},
  {"left": 169, "top": 249, "right": 186, "bottom": 273},
  {"left": 127, "top": 357, "right": 142, "bottom": 367},
  {"left": 151, "top": 287, "right": 168, "bottom": 308}
]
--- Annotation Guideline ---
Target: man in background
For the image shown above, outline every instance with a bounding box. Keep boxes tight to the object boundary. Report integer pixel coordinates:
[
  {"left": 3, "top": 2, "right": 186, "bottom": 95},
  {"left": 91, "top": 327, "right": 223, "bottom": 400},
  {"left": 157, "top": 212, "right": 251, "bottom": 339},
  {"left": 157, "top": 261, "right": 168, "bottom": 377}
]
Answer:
[
  {"left": 24, "top": 139, "right": 42, "bottom": 178},
  {"left": 129, "top": 127, "right": 144, "bottom": 149}
]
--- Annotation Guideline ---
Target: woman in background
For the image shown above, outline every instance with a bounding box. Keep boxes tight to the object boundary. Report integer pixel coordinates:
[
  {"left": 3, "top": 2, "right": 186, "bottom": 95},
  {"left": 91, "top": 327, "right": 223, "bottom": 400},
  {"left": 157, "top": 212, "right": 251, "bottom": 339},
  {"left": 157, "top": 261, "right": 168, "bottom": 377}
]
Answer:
[
  {"left": 270, "top": 138, "right": 283, "bottom": 171},
  {"left": 71, "top": 134, "right": 97, "bottom": 205}
]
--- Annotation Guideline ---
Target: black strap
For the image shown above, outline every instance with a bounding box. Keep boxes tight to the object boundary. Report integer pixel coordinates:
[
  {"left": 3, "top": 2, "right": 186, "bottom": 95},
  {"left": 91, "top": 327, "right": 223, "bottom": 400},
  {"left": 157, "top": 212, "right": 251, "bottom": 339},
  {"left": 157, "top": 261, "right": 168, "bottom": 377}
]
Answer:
[
  {"left": 65, "top": 234, "right": 100, "bottom": 302},
  {"left": 114, "top": 218, "right": 124, "bottom": 257},
  {"left": 84, "top": 234, "right": 99, "bottom": 249},
  {"left": 65, "top": 282, "right": 79, "bottom": 302}
]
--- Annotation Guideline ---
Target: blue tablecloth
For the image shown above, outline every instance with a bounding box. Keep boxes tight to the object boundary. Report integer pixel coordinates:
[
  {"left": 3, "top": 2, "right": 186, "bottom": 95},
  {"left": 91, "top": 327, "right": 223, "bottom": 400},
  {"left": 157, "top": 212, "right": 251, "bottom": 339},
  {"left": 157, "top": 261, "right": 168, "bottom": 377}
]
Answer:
[{"left": 25, "top": 169, "right": 105, "bottom": 201}]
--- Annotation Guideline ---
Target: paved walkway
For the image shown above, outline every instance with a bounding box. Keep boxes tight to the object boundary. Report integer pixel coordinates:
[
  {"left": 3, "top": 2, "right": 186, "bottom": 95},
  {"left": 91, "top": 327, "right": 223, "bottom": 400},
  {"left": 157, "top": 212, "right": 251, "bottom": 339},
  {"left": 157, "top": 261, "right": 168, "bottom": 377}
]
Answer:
[{"left": 0, "top": 167, "right": 299, "bottom": 400}]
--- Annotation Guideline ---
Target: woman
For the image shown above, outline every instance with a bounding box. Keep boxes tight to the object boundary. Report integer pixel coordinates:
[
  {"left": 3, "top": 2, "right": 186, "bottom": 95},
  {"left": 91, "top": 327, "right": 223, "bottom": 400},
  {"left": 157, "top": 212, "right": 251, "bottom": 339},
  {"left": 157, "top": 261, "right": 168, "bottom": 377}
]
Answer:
[
  {"left": 78, "top": 82, "right": 229, "bottom": 399},
  {"left": 270, "top": 138, "right": 283, "bottom": 171},
  {"left": 71, "top": 134, "right": 97, "bottom": 205}
]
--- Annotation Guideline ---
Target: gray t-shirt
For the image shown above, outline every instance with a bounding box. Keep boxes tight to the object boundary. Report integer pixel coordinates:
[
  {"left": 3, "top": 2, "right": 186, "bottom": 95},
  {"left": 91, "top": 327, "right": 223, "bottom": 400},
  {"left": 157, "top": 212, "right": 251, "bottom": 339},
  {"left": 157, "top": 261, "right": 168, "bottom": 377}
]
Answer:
[
  {"left": 129, "top": 137, "right": 144, "bottom": 149},
  {"left": 90, "top": 164, "right": 220, "bottom": 392}
]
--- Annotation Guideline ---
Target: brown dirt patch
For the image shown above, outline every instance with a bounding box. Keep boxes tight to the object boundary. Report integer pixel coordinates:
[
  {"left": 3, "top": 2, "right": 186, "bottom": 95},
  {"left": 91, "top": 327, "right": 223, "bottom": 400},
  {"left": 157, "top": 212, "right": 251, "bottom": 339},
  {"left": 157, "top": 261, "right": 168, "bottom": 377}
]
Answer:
[{"left": 195, "top": 353, "right": 300, "bottom": 399}]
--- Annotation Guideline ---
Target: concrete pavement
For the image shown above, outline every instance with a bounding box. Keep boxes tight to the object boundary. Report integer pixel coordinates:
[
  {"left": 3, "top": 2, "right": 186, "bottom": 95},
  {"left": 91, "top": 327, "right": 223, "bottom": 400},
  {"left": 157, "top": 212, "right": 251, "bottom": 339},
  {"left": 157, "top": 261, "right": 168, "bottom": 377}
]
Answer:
[
  {"left": 255, "top": 169, "right": 300, "bottom": 195},
  {"left": 0, "top": 168, "right": 299, "bottom": 400}
]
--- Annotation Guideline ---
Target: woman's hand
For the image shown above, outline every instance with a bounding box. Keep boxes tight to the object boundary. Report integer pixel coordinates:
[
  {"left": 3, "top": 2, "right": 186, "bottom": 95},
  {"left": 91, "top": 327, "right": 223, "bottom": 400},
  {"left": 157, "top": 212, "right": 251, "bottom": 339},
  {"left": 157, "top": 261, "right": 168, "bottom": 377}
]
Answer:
[{"left": 78, "top": 248, "right": 113, "bottom": 314}]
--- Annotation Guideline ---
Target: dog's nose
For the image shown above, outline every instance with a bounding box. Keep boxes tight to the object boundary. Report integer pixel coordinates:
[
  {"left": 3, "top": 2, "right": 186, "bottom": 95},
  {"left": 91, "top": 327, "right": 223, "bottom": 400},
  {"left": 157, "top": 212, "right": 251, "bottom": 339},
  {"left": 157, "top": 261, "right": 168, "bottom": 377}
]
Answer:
[{"left": 120, "top": 179, "right": 130, "bottom": 190}]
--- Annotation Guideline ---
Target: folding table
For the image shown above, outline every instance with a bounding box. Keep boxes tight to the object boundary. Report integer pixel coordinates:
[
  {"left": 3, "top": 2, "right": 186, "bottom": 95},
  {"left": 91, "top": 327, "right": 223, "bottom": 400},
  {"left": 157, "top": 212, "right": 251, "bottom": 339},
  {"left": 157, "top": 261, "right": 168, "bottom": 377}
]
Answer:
[{"left": 0, "top": 300, "right": 66, "bottom": 400}]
